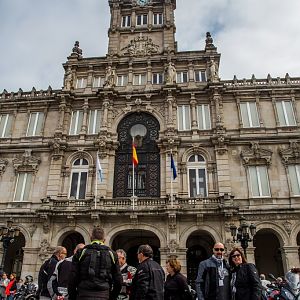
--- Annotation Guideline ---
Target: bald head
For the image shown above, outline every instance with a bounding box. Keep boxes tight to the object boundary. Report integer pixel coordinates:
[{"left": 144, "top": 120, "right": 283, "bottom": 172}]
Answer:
[{"left": 213, "top": 242, "right": 225, "bottom": 259}]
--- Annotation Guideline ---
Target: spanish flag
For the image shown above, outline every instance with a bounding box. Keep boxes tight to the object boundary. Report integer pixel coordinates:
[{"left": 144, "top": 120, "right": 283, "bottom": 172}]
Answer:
[{"left": 132, "top": 143, "right": 138, "bottom": 166}]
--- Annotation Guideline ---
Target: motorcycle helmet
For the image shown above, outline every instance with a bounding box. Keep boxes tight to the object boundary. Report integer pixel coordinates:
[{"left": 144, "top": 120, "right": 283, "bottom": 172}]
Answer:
[
  {"left": 285, "top": 270, "right": 300, "bottom": 291},
  {"left": 25, "top": 275, "right": 33, "bottom": 283}
]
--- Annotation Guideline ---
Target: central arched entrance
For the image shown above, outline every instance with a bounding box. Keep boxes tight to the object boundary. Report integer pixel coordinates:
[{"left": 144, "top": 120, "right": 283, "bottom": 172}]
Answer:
[
  {"left": 186, "top": 230, "right": 215, "bottom": 288},
  {"left": 111, "top": 229, "right": 161, "bottom": 268},
  {"left": 113, "top": 112, "right": 160, "bottom": 198},
  {"left": 61, "top": 231, "right": 85, "bottom": 257}
]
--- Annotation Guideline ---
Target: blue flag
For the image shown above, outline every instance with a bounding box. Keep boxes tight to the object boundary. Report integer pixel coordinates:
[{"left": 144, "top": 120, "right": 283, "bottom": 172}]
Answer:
[
  {"left": 171, "top": 154, "right": 177, "bottom": 180},
  {"left": 97, "top": 154, "right": 103, "bottom": 182}
]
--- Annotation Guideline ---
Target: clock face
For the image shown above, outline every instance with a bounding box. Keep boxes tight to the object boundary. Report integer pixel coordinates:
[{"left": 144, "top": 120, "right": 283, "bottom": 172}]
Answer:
[{"left": 137, "top": 0, "right": 149, "bottom": 6}]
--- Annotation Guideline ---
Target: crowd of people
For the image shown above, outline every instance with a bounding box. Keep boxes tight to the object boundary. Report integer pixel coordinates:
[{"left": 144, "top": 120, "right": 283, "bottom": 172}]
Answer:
[{"left": 3, "top": 228, "right": 298, "bottom": 300}]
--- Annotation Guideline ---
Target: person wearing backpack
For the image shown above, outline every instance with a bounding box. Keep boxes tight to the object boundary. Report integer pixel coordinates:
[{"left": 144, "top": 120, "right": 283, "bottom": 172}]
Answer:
[
  {"left": 37, "top": 246, "right": 67, "bottom": 300},
  {"left": 68, "top": 227, "right": 122, "bottom": 300}
]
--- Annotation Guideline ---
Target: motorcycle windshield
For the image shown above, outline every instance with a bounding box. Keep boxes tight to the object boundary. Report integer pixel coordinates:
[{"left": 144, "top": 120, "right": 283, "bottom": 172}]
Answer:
[{"left": 285, "top": 271, "right": 300, "bottom": 291}]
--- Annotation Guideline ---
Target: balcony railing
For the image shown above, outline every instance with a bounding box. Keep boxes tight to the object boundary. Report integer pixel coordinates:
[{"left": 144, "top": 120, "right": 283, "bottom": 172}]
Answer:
[{"left": 38, "top": 195, "right": 226, "bottom": 215}]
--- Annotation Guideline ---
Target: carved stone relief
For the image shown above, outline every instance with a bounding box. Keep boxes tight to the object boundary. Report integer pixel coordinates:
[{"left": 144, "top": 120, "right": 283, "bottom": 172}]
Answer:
[
  {"left": 241, "top": 142, "right": 273, "bottom": 166},
  {"left": 122, "top": 35, "right": 159, "bottom": 57}
]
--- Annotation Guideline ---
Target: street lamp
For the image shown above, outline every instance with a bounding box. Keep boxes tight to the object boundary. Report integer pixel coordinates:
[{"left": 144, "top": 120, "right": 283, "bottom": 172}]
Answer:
[
  {"left": 0, "top": 220, "right": 20, "bottom": 272},
  {"left": 230, "top": 216, "right": 256, "bottom": 258}
]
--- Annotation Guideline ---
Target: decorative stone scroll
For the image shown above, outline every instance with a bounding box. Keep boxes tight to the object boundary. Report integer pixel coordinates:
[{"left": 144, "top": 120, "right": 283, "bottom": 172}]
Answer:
[
  {"left": 279, "top": 141, "right": 300, "bottom": 165},
  {"left": 240, "top": 142, "right": 272, "bottom": 166},
  {"left": 12, "top": 150, "right": 41, "bottom": 174},
  {"left": 122, "top": 35, "right": 159, "bottom": 57},
  {"left": 0, "top": 158, "right": 8, "bottom": 176}
]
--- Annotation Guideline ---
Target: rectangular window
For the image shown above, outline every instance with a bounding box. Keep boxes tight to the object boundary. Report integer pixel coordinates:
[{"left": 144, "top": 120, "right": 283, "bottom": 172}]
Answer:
[
  {"left": 26, "top": 112, "right": 44, "bottom": 136},
  {"left": 14, "top": 173, "right": 33, "bottom": 201},
  {"left": 288, "top": 165, "right": 300, "bottom": 196},
  {"left": 69, "top": 111, "right": 84, "bottom": 135},
  {"left": 276, "top": 100, "right": 296, "bottom": 126},
  {"left": 197, "top": 105, "right": 211, "bottom": 130},
  {"left": 189, "top": 168, "right": 207, "bottom": 197},
  {"left": 240, "top": 102, "right": 260, "bottom": 128},
  {"left": 136, "top": 14, "right": 148, "bottom": 26},
  {"left": 249, "top": 166, "right": 270, "bottom": 197},
  {"left": 0, "top": 114, "right": 13, "bottom": 138},
  {"left": 70, "top": 172, "right": 87, "bottom": 199},
  {"left": 133, "top": 74, "right": 146, "bottom": 85},
  {"left": 152, "top": 73, "right": 163, "bottom": 84},
  {"left": 153, "top": 13, "right": 163, "bottom": 25},
  {"left": 93, "top": 77, "right": 104, "bottom": 88},
  {"left": 76, "top": 78, "right": 87, "bottom": 89},
  {"left": 177, "top": 105, "right": 191, "bottom": 131},
  {"left": 176, "top": 72, "right": 188, "bottom": 83},
  {"left": 194, "top": 70, "right": 206, "bottom": 82},
  {"left": 121, "top": 15, "right": 131, "bottom": 27},
  {"left": 117, "top": 75, "right": 128, "bottom": 86},
  {"left": 88, "top": 109, "right": 101, "bottom": 134}
]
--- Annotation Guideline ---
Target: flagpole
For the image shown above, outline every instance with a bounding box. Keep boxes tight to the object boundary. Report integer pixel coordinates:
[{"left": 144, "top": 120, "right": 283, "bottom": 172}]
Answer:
[
  {"left": 95, "top": 151, "right": 98, "bottom": 210},
  {"left": 132, "top": 160, "right": 135, "bottom": 211},
  {"left": 170, "top": 149, "right": 174, "bottom": 207}
]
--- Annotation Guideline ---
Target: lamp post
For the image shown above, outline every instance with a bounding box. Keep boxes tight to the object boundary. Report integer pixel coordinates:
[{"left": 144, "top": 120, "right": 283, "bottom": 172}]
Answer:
[
  {"left": 230, "top": 216, "right": 256, "bottom": 258},
  {"left": 0, "top": 220, "right": 20, "bottom": 272}
]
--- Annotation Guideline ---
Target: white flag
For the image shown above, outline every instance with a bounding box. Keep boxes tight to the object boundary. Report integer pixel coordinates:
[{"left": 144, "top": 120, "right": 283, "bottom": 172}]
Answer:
[{"left": 96, "top": 154, "right": 103, "bottom": 182}]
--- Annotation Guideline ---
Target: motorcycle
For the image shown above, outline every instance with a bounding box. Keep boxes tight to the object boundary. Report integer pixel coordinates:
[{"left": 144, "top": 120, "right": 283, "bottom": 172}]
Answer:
[
  {"left": 13, "top": 275, "right": 37, "bottom": 300},
  {"left": 265, "top": 269, "right": 300, "bottom": 300}
]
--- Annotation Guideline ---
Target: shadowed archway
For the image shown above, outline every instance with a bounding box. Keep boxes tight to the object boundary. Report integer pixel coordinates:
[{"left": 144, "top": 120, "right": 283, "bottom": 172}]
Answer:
[{"left": 111, "top": 229, "right": 161, "bottom": 268}]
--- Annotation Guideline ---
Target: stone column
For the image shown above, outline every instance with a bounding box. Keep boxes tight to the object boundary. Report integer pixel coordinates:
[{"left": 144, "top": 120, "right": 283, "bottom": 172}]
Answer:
[
  {"left": 80, "top": 98, "right": 89, "bottom": 135},
  {"left": 190, "top": 94, "right": 198, "bottom": 132},
  {"left": 281, "top": 246, "right": 300, "bottom": 272},
  {"left": 102, "top": 98, "right": 110, "bottom": 129},
  {"left": 176, "top": 248, "right": 188, "bottom": 276},
  {"left": 245, "top": 245, "right": 256, "bottom": 264},
  {"left": 21, "top": 247, "right": 41, "bottom": 279}
]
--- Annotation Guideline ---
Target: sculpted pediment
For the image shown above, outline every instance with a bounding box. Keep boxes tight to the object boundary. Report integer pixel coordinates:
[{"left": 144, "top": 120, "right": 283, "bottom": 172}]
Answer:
[
  {"left": 279, "top": 141, "right": 300, "bottom": 164},
  {"left": 241, "top": 142, "right": 272, "bottom": 165},
  {"left": 12, "top": 150, "right": 41, "bottom": 173},
  {"left": 121, "top": 35, "right": 159, "bottom": 57}
]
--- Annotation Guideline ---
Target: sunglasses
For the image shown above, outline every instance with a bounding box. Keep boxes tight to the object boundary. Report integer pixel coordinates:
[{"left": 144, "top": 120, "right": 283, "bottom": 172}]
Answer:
[
  {"left": 214, "top": 248, "right": 225, "bottom": 252},
  {"left": 231, "top": 254, "right": 241, "bottom": 258}
]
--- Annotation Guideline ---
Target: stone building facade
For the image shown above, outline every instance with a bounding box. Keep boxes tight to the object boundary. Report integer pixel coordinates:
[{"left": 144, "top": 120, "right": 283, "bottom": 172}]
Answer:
[{"left": 0, "top": 0, "right": 300, "bottom": 283}]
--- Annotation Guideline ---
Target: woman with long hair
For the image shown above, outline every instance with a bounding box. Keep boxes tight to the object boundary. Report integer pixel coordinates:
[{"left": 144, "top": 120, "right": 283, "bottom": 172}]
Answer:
[{"left": 229, "top": 248, "right": 262, "bottom": 300}]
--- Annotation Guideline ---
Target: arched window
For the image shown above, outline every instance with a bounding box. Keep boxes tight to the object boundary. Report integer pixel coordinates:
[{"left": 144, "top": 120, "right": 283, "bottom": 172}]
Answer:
[
  {"left": 69, "top": 158, "right": 88, "bottom": 199},
  {"left": 187, "top": 154, "right": 207, "bottom": 197}
]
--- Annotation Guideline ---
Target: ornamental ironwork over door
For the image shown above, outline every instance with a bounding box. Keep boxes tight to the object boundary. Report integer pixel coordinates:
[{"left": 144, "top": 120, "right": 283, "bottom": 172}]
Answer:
[{"left": 113, "top": 112, "right": 160, "bottom": 197}]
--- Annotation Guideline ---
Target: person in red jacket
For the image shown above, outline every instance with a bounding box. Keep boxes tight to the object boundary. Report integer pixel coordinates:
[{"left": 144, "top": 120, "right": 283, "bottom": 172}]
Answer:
[{"left": 5, "top": 273, "right": 16, "bottom": 300}]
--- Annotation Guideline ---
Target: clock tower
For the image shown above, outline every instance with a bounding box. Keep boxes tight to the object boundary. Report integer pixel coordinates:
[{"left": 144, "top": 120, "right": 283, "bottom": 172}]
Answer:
[{"left": 107, "top": 0, "right": 177, "bottom": 56}]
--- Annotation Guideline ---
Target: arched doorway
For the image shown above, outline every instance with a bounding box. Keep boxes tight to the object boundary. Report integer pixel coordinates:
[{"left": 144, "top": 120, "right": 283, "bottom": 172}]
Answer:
[
  {"left": 113, "top": 112, "right": 160, "bottom": 198},
  {"left": 61, "top": 231, "right": 85, "bottom": 257},
  {"left": 111, "top": 229, "right": 160, "bottom": 268},
  {"left": 3, "top": 232, "right": 25, "bottom": 277},
  {"left": 186, "top": 231, "right": 215, "bottom": 288},
  {"left": 254, "top": 229, "right": 284, "bottom": 277}
]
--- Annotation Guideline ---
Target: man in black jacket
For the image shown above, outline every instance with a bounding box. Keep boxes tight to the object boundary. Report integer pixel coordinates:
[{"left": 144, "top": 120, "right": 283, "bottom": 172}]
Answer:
[
  {"left": 68, "top": 227, "right": 122, "bottom": 300},
  {"left": 37, "top": 246, "right": 67, "bottom": 300},
  {"left": 195, "top": 242, "right": 230, "bottom": 300},
  {"left": 129, "top": 244, "right": 165, "bottom": 300},
  {"left": 48, "top": 243, "right": 85, "bottom": 300}
]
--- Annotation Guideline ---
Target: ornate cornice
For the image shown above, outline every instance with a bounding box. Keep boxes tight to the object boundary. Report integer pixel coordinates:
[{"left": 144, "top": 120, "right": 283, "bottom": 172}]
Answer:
[
  {"left": 241, "top": 142, "right": 272, "bottom": 166},
  {"left": 279, "top": 141, "right": 300, "bottom": 165},
  {"left": 12, "top": 150, "right": 41, "bottom": 174}
]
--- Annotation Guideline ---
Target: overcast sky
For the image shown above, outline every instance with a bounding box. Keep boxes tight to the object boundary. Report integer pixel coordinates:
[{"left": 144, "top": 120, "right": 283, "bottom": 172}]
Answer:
[{"left": 1, "top": 0, "right": 300, "bottom": 92}]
